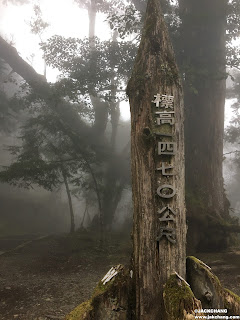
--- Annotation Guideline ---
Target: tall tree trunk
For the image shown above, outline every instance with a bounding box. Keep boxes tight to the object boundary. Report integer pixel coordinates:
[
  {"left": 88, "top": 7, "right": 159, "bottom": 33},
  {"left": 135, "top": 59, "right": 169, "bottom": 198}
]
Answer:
[
  {"left": 179, "top": 0, "right": 230, "bottom": 252},
  {"left": 88, "top": 0, "right": 109, "bottom": 137},
  {"left": 88, "top": 0, "right": 96, "bottom": 42},
  {"left": 127, "top": 0, "right": 186, "bottom": 318},
  {"left": 109, "top": 30, "right": 120, "bottom": 150},
  {"left": 101, "top": 141, "right": 130, "bottom": 230},
  {"left": 101, "top": 158, "right": 125, "bottom": 229},
  {"left": 62, "top": 169, "right": 75, "bottom": 234},
  {"left": 87, "top": 10, "right": 124, "bottom": 231}
]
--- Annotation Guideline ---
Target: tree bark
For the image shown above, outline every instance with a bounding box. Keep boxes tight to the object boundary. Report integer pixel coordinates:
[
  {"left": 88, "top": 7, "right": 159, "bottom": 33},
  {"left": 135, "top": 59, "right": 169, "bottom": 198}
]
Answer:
[
  {"left": 179, "top": 0, "right": 230, "bottom": 252},
  {"left": 127, "top": 0, "right": 186, "bottom": 318}
]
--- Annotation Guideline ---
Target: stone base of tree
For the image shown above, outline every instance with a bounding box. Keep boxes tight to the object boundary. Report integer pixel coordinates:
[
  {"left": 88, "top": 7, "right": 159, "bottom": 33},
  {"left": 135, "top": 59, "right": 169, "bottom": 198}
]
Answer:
[{"left": 65, "top": 257, "right": 240, "bottom": 320}]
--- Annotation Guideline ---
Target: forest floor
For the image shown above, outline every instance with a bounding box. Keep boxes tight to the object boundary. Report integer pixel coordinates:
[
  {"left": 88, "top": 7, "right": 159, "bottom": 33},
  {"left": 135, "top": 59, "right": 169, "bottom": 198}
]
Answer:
[
  {"left": 0, "top": 232, "right": 240, "bottom": 320},
  {"left": 0, "top": 231, "right": 131, "bottom": 320}
]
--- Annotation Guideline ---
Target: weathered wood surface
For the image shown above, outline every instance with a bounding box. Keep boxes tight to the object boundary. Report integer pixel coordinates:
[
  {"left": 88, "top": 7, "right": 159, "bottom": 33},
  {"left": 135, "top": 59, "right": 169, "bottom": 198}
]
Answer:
[
  {"left": 187, "top": 256, "right": 240, "bottom": 314},
  {"left": 127, "top": 0, "right": 186, "bottom": 318},
  {"left": 164, "top": 274, "right": 203, "bottom": 320},
  {"left": 64, "top": 265, "right": 133, "bottom": 320}
]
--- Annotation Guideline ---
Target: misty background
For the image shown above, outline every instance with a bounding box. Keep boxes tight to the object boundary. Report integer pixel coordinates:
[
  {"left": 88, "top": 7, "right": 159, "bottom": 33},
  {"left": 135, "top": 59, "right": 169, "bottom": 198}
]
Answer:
[
  {"left": 0, "top": 0, "right": 133, "bottom": 236},
  {"left": 0, "top": 0, "right": 239, "bottom": 237}
]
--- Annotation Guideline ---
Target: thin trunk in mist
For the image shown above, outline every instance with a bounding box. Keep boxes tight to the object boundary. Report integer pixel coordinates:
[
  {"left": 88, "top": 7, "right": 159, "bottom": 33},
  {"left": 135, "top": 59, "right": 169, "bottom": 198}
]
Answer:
[
  {"left": 80, "top": 201, "right": 89, "bottom": 228},
  {"left": 127, "top": 0, "right": 186, "bottom": 318},
  {"left": 62, "top": 168, "right": 75, "bottom": 234},
  {"left": 87, "top": 3, "right": 105, "bottom": 237},
  {"left": 43, "top": 60, "right": 47, "bottom": 79},
  {"left": 87, "top": 4, "right": 125, "bottom": 232},
  {"left": 88, "top": 0, "right": 96, "bottom": 42},
  {"left": 88, "top": 0, "right": 109, "bottom": 137},
  {"left": 101, "top": 29, "right": 123, "bottom": 231},
  {"left": 109, "top": 30, "right": 120, "bottom": 150}
]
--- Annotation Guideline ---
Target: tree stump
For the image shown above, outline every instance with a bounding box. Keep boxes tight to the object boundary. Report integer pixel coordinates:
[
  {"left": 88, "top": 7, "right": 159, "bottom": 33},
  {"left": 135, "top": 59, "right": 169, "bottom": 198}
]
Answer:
[
  {"left": 187, "top": 256, "right": 240, "bottom": 315},
  {"left": 65, "top": 265, "right": 134, "bottom": 320}
]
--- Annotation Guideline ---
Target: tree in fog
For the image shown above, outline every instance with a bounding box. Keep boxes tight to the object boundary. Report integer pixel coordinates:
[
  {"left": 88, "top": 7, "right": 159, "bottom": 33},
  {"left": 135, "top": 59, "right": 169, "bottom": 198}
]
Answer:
[
  {"left": 0, "top": 109, "right": 93, "bottom": 233},
  {"left": 0, "top": 0, "right": 134, "bottom": 234}
]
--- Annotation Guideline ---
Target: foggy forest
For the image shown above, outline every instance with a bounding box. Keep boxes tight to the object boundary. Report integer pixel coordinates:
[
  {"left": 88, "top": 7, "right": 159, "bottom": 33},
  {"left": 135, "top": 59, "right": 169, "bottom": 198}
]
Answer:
[{"left": 1, "top": 0, "right": 240, "bottom": 319}]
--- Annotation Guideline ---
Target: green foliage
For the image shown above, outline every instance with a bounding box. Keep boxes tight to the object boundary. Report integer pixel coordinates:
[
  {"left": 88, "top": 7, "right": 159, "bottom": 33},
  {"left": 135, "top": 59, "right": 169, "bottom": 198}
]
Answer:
[
  {"left": 107, "top": 4, "right": 142, "bottom": 39},
  {"left": 0, "top": 159, "right": 61, "bottom": 190},
  {"left": 227, "top": 0, "right": 240, "bottom": 41},
  {"left": 0, "top": 103, "right": 93, "bottom": 193},
  {"left": 41, "top": 36, "right": 137, "bottom": 101},
  {"left": 106, "top": 0, "right": 179, "bottom": 41},
  {"left": 28, "top": 4, "right": 49, "bottom": 38}
]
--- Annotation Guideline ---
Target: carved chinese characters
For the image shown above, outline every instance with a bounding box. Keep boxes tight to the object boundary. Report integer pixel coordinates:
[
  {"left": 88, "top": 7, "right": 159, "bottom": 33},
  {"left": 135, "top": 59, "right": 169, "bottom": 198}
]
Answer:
[
  {"left": 158, "top": 142, "right": 176, "bottom": 155},
  {"left": 157, "top": 185, "right": 176, "bottom": 199},
  {"left": 157, "top": 206, "right": 176, "bottom": 222},
  {"left": 155, "top": 112, "right": 175, "bottom": 126},
  {"left": 152, "top": 94, "right": 174, "bottom": 109},
  {"left": 153, "top": 93, "right": 177, "bottom": 244}
]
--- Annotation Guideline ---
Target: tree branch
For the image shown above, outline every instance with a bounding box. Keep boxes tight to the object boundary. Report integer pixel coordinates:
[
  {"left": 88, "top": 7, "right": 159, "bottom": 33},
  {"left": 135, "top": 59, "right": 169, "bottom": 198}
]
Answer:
[
  {"left": 223, "top": 150, "right": 240, "bottom": 155},
  {"left": 0, "top": 36, "right": 92, "bottom": 142}
]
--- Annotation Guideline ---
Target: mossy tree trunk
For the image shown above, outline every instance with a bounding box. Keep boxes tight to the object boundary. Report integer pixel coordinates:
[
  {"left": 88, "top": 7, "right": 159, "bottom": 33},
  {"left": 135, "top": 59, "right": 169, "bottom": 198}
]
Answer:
[{"left": 127, "top": 0, "right": 186, "bottom": 319}]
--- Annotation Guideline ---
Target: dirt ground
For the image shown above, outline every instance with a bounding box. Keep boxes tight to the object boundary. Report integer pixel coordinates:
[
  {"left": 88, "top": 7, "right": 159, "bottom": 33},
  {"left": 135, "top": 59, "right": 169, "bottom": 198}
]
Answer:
[
  {"left": 1, "top": 232, "right": 240, "bottom": 320},
  {"left": 0, "top": 232, "right": 131, "bottom": 320}
]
